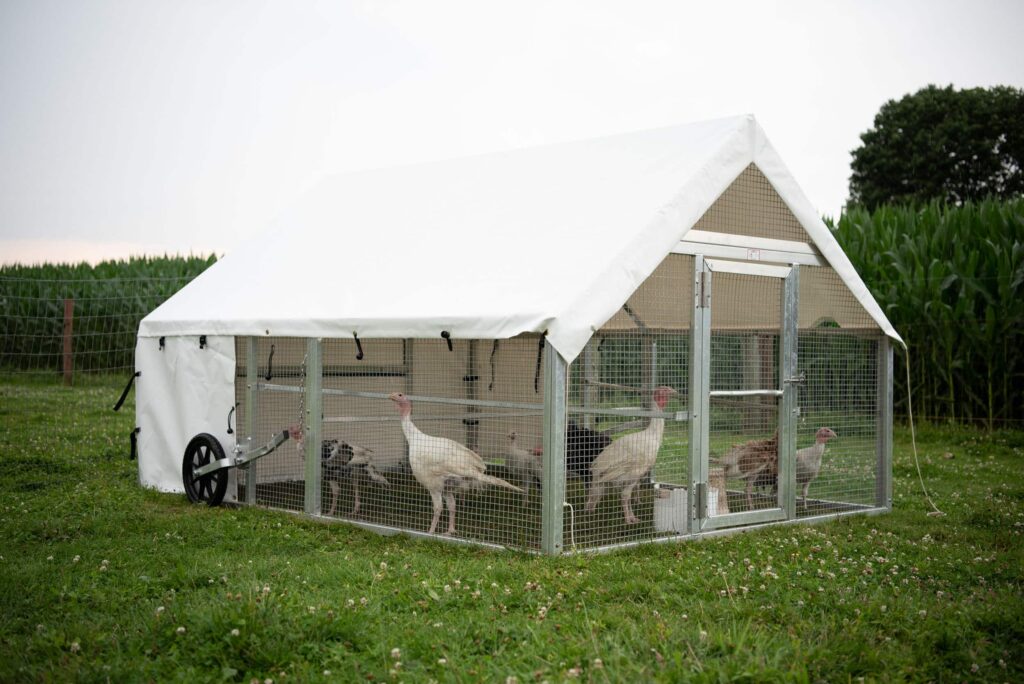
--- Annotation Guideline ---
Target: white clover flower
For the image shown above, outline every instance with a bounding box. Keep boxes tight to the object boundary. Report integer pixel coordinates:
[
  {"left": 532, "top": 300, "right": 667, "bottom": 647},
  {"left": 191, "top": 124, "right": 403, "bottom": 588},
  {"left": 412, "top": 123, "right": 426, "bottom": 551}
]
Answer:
[
  {"left": 176, "top": 626, "right": 186, "bottom": 635},
  {"left": 230, "top": 628, "right": 240, "bottom": 637},
  {"left": 391, "top": 648, "right": 401, "bottom": 659}
]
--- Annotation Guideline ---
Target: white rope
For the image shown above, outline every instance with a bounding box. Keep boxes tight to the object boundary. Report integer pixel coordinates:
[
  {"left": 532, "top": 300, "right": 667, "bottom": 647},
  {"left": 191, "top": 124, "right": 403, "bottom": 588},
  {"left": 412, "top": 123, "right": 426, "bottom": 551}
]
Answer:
[
  {"left": 902, "top": 343, "right": 944, "bottom": 517},
  {"left": 564, "top": 501, "right": 577, "bottom": 551}
]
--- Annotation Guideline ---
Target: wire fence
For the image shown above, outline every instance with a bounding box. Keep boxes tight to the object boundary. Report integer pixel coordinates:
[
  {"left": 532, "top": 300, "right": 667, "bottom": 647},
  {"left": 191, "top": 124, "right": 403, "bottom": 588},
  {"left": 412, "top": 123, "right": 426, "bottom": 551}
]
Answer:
[{"left": 1, "top": 274, "right": 199, "bottom": 380}]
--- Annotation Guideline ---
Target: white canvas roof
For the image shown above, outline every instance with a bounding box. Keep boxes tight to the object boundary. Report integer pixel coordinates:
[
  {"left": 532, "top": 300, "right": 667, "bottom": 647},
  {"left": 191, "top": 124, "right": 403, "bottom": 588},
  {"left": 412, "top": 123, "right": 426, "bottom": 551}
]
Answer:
[{"left": 139, "top": 115, "right": 902, "bottom": 362}]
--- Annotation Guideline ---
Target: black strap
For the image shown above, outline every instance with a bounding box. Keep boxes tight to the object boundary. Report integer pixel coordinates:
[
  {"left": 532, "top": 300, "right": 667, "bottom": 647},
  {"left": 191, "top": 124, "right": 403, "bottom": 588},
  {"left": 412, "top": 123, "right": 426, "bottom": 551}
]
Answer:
[
  {"left": 488, "top": 340, "right": 499, "bottom": 391},
  {"left": 353, "top": 333, "right": 364, "bottom": 360},
  {"left": 113, "top": 371, "right": 141, "bottom": 411},
  {"left": 534, "top": 333, "right": 546, "bottom": 394},
  {"left": 264, "top": 344, "right": 275, "bottom": 381},
  {"left": 129, "top": 427, "right": 141, "bottom": 460},
  {"left": 441, "top": 330, "right": 453, "bottom": 351}
]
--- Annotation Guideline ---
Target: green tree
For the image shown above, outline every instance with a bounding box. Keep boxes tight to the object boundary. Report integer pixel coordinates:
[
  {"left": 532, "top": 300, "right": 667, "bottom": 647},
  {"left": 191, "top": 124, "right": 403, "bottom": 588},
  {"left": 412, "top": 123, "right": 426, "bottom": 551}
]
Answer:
[{"left": 849, "top": 84, "right": 1024, "bottom": 209}]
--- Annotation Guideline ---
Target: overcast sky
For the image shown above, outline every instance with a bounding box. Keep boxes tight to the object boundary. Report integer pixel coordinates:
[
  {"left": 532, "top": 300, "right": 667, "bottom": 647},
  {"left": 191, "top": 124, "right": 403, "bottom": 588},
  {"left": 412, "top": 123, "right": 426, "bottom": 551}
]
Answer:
[{"left": 1, "top": 0, "right": 1022, "bottom": 265}]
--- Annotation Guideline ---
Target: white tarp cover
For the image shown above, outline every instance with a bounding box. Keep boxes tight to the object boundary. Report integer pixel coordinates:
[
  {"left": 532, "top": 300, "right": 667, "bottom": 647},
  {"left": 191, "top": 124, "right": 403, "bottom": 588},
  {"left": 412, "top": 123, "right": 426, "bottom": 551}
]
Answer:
[
  {"left": 136, "top": 334, "right": 236, "bottom": 493},
  {"left": 139, "top": 115, "right": 901, "bottom": 363}
]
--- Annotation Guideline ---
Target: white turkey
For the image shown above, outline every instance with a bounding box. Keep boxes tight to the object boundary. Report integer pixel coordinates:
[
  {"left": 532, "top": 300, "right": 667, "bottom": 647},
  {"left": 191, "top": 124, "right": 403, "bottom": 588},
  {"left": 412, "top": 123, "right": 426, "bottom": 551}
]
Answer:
[
  {"left": 584, "top": 386, "right": 678, "bottom": 524},
  {"left": 389, "top": 392, "right": 521, "bottom": 535},
  {"left": 796, "top": 427, "right": 837, "bottom": 509},
  {"left": 505, "top": 431, "right": 543, "bottom": 501}
]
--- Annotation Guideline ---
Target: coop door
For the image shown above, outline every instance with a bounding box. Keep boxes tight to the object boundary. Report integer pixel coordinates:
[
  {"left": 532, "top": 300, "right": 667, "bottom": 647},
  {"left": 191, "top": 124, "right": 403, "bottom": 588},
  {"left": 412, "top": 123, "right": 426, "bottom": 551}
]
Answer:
[{"left": 690, "top": 256, "right": 800, "bottom": 531}]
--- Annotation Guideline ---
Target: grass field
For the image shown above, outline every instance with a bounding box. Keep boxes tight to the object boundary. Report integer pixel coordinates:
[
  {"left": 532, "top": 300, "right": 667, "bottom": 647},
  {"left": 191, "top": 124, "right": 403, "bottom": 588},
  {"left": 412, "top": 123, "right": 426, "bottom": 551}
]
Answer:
[{"left": 1, "top": 378, "right": 1022, "bottom": 682}]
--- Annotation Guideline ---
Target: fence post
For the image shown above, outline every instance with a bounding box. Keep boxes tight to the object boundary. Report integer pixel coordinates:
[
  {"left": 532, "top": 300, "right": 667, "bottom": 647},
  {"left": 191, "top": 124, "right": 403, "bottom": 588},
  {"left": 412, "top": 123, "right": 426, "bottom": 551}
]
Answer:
[
  {"left": 63, "top": 298, "right": 74, "bottom": 386},
  {"left": 541, "top": 339, "right": 567, "bottom": 556}
]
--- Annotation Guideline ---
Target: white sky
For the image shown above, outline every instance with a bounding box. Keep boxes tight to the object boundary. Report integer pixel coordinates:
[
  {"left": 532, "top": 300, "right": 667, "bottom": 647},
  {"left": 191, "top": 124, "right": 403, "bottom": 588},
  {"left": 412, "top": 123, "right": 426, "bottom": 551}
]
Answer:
[{"left": 1, "top": 0, "right": 1022, "bottom": 265}]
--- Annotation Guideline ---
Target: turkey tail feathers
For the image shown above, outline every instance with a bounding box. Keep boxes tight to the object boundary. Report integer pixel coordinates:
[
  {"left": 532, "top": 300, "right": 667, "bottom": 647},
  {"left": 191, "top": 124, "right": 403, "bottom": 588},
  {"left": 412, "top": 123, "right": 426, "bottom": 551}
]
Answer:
[{"left": 477, "top": 473, "right": 523, "bottom": 492}]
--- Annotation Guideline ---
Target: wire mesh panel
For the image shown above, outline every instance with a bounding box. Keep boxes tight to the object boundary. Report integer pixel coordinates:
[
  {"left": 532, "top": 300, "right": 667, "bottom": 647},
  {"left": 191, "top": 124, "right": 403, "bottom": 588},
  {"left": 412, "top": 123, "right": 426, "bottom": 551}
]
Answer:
[
  {"left": 237, "top": 335, "right": 548, "bottom": 549},
  {"left": 795, "top": 332, "right": 880, "bottom": 516},
  {"left": 693, "top": 164, "right": 807, "bottom": 243},
  {"left": 708, "top": 270, "right": 784, "bottom": 516},
  {"left": 235, "top": 337, "right": 307, "bottom": 512},
  {"left": 795, "top": 264, "right": 882, "bottom": 516},
  {"left": 569, "top": 254, "right": 692, "bottom": 550}
]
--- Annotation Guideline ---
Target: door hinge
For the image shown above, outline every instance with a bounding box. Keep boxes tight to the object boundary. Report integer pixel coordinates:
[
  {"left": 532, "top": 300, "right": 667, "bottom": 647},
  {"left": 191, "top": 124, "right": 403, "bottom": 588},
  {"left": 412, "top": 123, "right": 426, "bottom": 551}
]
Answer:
[
  {"left": 695, "top": 481, "right": 708, "bottom": 518},
  {"left": 697, "top": 270, "right": 712, "bottom": 309}
]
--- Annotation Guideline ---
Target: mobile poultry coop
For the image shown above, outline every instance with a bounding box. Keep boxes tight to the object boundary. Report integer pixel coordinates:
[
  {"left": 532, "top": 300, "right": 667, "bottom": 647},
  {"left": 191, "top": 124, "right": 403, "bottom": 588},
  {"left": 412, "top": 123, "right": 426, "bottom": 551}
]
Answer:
[{"left": 134, "top": 115, "right": 899, "bottom": 554}]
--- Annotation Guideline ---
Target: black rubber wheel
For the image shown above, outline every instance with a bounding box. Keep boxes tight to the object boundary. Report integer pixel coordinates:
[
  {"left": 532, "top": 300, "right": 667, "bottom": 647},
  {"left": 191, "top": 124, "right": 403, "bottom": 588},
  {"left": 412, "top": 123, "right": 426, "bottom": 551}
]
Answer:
[{"left": 182, "top": 433, "right": 228, "bottom": 506}]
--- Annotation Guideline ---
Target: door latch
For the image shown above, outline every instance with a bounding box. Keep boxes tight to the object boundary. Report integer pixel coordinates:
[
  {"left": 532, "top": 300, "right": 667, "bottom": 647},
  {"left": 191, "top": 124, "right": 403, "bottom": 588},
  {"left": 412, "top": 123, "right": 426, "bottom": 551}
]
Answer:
[{"left": 784, "top": 371, "right": 806, "bottom": 386}]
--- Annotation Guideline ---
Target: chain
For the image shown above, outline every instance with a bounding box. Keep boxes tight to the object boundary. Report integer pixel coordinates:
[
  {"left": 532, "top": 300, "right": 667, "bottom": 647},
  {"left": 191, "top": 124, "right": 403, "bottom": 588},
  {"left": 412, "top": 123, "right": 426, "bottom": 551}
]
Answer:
[{"left": 296, "top": 351, "right": 307, "bottom": 440}]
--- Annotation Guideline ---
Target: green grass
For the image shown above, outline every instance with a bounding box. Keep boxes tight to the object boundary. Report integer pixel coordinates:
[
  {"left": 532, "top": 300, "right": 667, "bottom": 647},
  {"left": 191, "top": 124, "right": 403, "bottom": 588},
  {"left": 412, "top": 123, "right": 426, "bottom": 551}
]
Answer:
[{"left": 1, "top": 379, "right": 1022, "bottom": 682}]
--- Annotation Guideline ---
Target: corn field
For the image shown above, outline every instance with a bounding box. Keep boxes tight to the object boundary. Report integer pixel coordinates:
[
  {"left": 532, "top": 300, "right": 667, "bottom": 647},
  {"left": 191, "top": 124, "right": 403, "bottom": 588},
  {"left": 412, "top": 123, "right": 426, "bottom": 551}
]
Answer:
[
  {"left": 0, "top": 256, "right": 215, "bottom": 376},
  {"left": 829, "top": 199, "right": 1024, "bottom": 428}
]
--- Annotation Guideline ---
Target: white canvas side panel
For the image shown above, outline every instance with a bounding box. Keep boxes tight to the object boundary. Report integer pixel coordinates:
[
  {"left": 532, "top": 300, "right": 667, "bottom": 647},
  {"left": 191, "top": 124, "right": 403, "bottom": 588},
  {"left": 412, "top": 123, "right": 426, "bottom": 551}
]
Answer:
[{"left": 136, "top": 335, "right": 236, "bottom": 494}]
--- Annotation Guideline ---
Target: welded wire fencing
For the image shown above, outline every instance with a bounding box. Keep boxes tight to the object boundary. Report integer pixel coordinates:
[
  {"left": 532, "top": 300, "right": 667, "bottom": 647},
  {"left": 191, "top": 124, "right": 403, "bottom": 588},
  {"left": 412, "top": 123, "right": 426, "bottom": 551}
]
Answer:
[{"left": 0, "top": 256, "right": 214, "bottom": 380}]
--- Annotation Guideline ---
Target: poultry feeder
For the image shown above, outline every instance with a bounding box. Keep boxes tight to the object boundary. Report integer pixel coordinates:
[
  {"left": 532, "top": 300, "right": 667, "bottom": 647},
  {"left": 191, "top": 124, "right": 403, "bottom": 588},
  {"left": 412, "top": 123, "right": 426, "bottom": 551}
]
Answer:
[{"left": 133, "top": 116, "right": 898, "bottom": 554}]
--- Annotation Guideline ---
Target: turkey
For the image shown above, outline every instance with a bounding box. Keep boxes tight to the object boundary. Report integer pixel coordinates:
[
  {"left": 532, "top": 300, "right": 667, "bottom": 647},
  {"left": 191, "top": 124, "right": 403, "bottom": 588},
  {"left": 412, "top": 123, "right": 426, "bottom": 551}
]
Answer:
[
  {"left": 505, "top": 431, "right": 543, "bottom": 501},
  {"left": 389, "top": 392, "right": 521, "bottom": 535},
  {"left": 584, "top": 386, "right": 679, "bottom": 524},
  {"left": 323, "top": 440, "right": 390, "bottom": 517},
  {"left": 717, "top": 427, "right": 837, "bottom": 510},
  {"left": 566, "top": 421, "right": 612, "bottom": 484},
  {"left": 289, "top": 424, "right": 389, "bottom": 517},
  {"left": 796, "top": 427, "right": 837, "bottom": 509},
  {"left": 714, "top": 431, "right": 779, "bottom": 510}
]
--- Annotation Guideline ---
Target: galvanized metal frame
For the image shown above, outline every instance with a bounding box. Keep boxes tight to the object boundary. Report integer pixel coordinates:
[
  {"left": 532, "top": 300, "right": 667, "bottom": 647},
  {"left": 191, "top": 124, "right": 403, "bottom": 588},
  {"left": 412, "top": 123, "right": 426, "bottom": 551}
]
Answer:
[
  {"left": 778, "top": 265, "right": 800, "bottom": 517},
  {"left": 303, "top": 338, "right": 323, "bottom": 516},
  {"left": 689, "top": 255, "right": 710, "bottom": 533},
  {"left": 705, "top": 258, "right": 793, "bottom": 279},
  {"left": 674, "top": 230, "right": 825, "bottom": 267},
  {"left": 581, "top": 342, "right": 599, "bottom": 429},
  {"left": 244, "top": 337, "right": 258, "bottom": 505},
  {"left": 541, "top": 339, "right": 568, "bottom": 555},
  {"left": 568, "top": 503, "right": 890, "bottom": 555},
  {"left": 698, "top": 259, "right": 794, "bottom": 532},
  {"left": 877, "top": 337, "right": 893, "bottom": 510}
]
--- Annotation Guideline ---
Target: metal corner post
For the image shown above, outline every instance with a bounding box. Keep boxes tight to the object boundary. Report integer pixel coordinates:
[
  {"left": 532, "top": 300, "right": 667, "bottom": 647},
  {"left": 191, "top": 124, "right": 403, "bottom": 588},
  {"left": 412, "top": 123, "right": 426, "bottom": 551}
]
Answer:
[
  {"left": 877, "top": 337, "right": 894, "bottom": 510},
  {"left": 304, "top": 338, "right": 323, "bottom": 516},
  {"left": 581, "top": 343, "right": 598, "bottom": 429},
  {"left": 778, "top": 265, "right": 799, "bottom": 518},
  {"left": 541, "top": 339, "right": 567, "bottom": 555},
  {"left": 689, "top": 255, "right": 710, "bottom": 533},
  {"left": 244, "top": 338, "right": 259, "bottom": 505}
]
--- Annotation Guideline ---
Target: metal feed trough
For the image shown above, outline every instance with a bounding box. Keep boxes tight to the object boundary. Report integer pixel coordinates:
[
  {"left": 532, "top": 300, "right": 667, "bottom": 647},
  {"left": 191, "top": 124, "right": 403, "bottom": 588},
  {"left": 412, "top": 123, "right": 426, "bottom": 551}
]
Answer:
[{"left": 141, "top": 119, "right": 898, "bottom": 555}]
